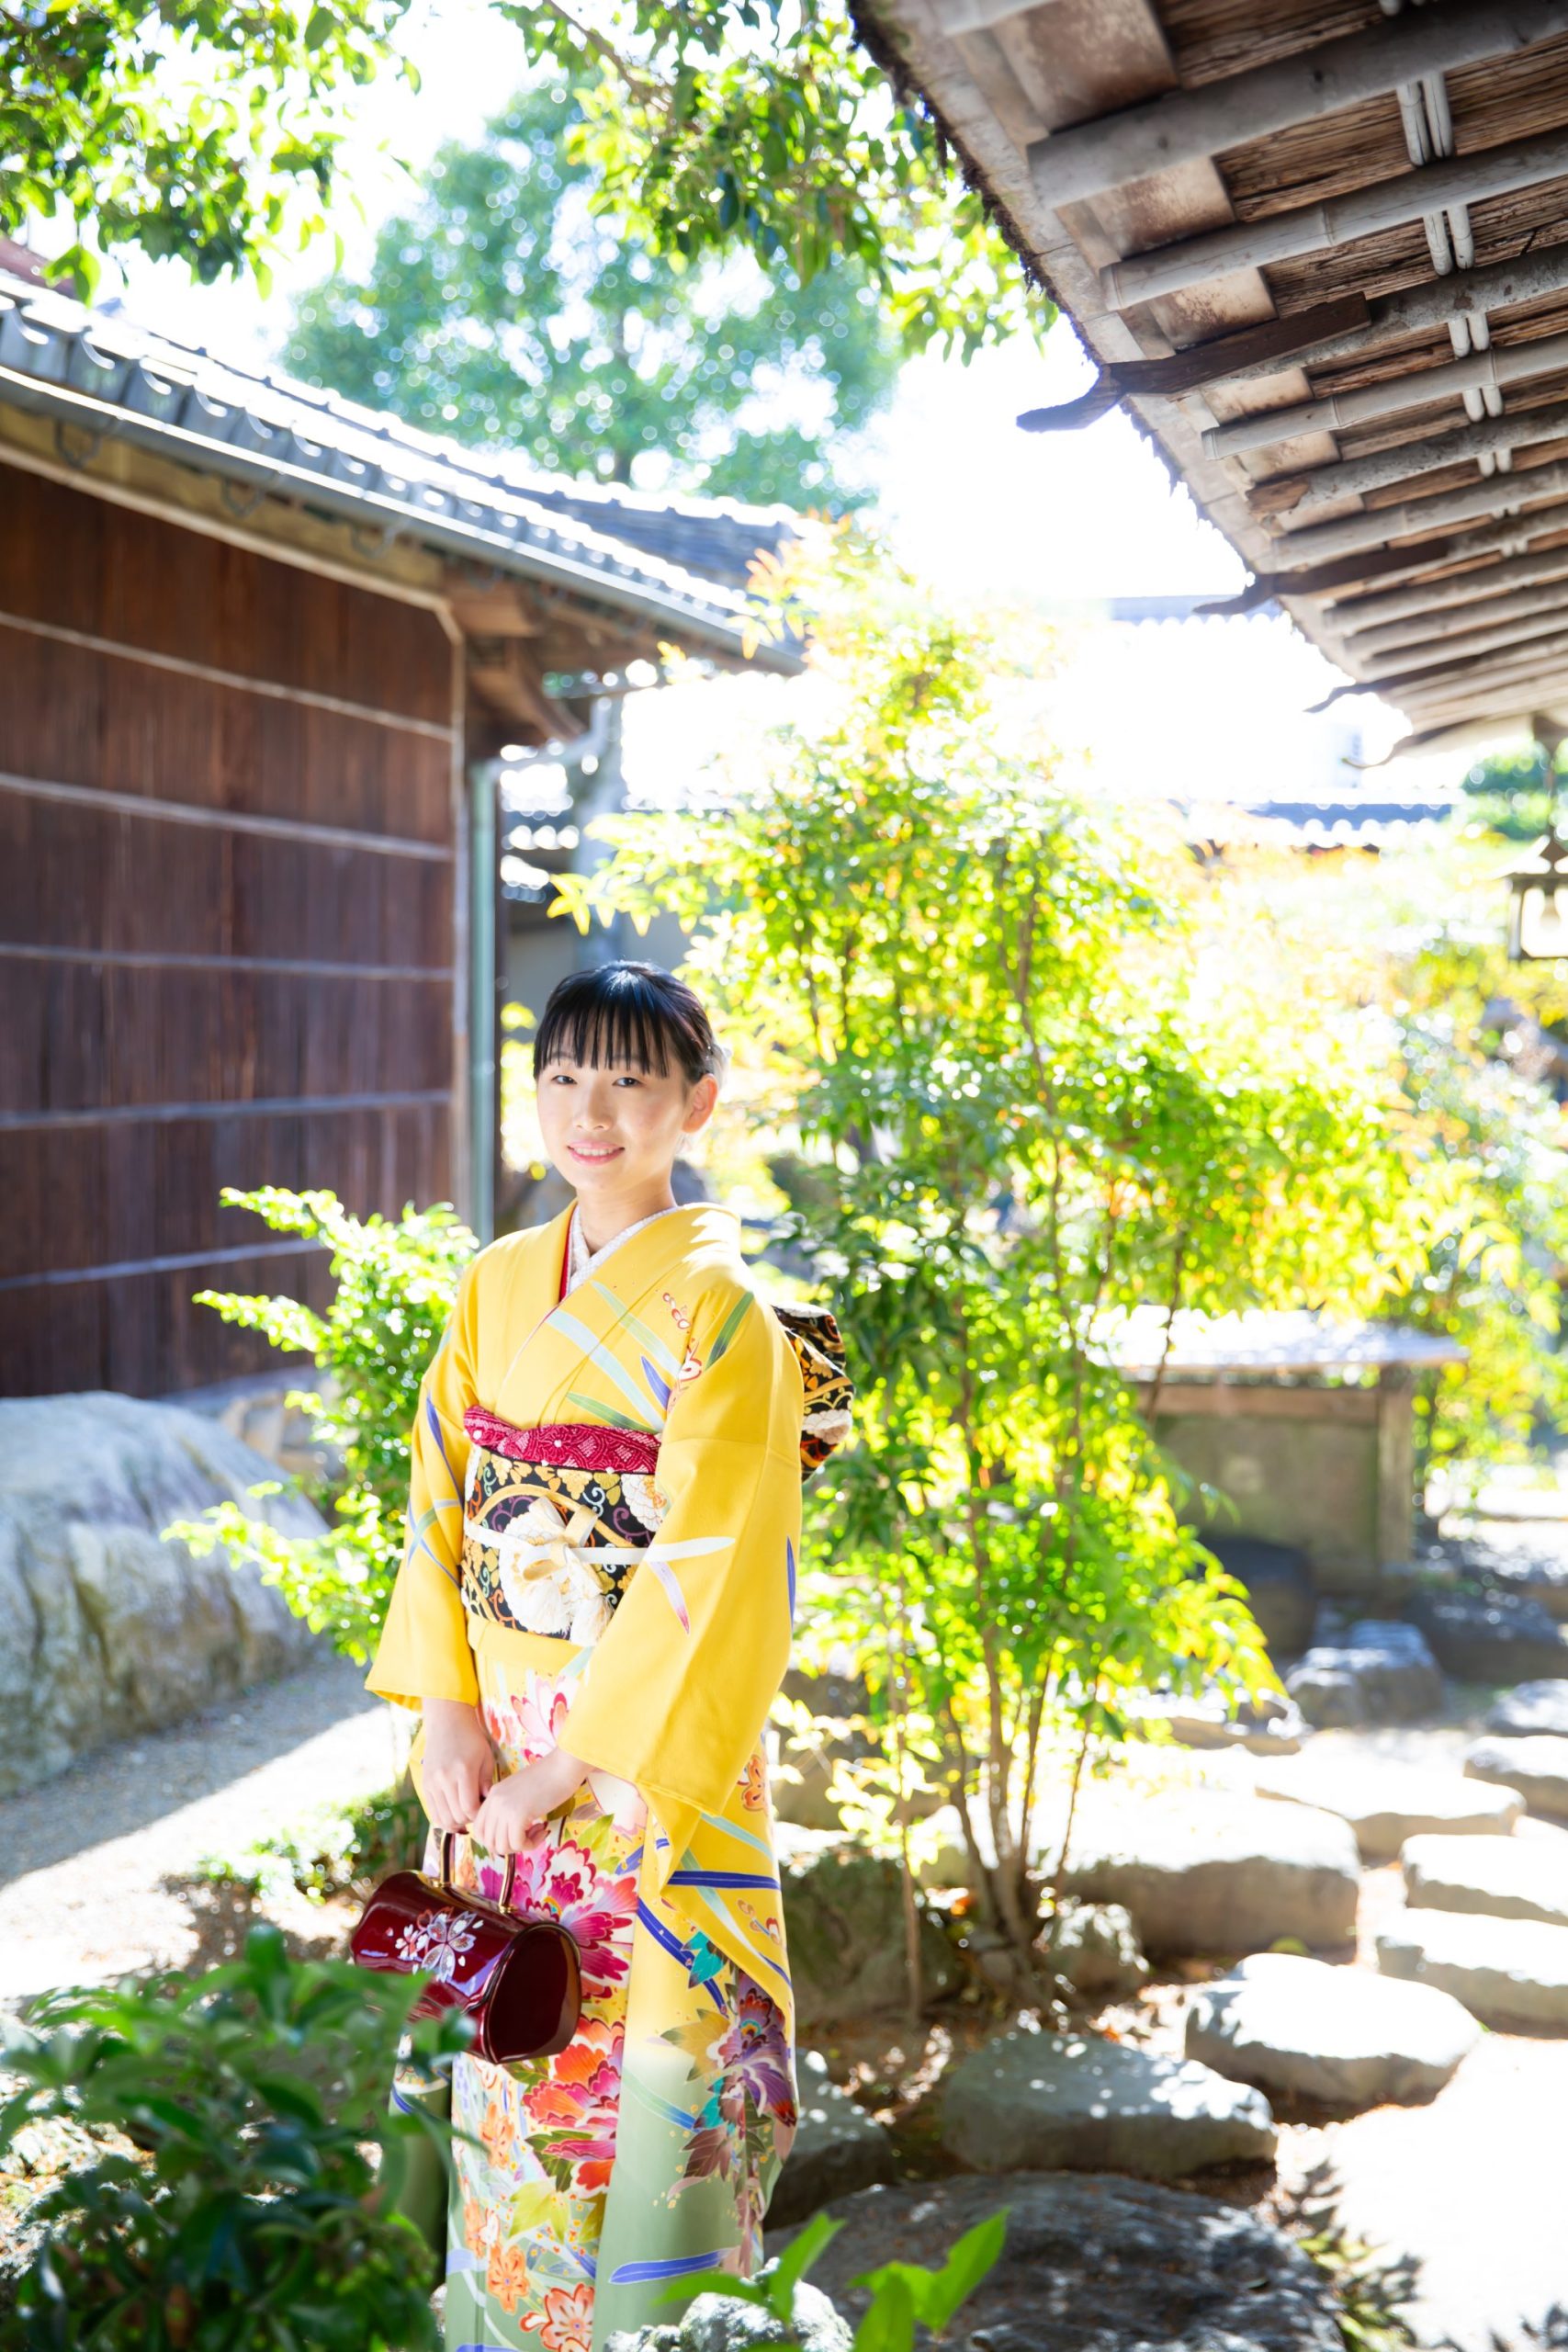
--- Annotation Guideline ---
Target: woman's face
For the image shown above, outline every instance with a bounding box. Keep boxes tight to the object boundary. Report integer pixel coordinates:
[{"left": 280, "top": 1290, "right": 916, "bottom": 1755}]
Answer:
[{"left": 535, "top": 1051, "right": 717, "bottom": 1206}]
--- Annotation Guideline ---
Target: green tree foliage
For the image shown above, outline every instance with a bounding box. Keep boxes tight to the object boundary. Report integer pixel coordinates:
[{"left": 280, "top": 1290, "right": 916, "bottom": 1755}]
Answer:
[
  {"left": 1460, "top": 743, "right": 1557, "bottom": 842},
  {"left": 555, "top": 537, "right": 1412, "bottom": 1954},
  {"left": 169, "top": 1186, "right": 473, "bottom": 1663},
  {"left": 5, "top": 5, "right": 1040, "bottom": 356},
  {"left": 1205, "top": 842, "right": 1568, "bottom": 1488},
  {"left": 0, "top": 0, "right": 412, "bottom": 293},
  {"left": 0, "top": 1925, "right": 467, "bottom": 2352},
  {"left": 284, "top": 82, "right": 899, "bottom": 504},
  {"left": 503, "top": 1, "right": 1043, "bottom": 356},
  {"left": 1376, "top": 929, "right": 1568, "bottom": 1483}
]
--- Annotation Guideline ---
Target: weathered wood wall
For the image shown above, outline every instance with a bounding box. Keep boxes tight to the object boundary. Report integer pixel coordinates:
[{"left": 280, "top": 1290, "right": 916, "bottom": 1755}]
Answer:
[{"left": 0, "top": 463, "right": 461, "bottom": 1397}]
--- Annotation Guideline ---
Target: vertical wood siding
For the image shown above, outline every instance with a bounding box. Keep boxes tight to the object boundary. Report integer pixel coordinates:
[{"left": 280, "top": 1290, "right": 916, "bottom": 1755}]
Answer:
[{"left": 0, "top": 465, "right": 459, "bottom": 1397}]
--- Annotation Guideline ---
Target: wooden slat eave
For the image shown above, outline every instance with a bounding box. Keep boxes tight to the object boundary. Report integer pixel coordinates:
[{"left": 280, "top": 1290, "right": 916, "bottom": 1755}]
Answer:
[
  {"left": 858, "top": 0, "right": 1568, "bottom": 730},
  {"left": 859, "top": 0, "right": 1366, "bottom": 695}
]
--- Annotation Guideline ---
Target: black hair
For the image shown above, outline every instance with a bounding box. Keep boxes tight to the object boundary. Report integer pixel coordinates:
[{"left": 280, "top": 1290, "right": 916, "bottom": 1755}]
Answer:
[{"left": 533, "top": 962, "right": 721, "bottom": 1088}]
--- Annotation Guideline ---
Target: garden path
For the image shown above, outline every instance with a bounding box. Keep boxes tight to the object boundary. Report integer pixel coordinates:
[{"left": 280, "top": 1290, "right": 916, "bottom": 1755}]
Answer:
[{"left": 0, "top": 1656, "right": 408, "bottom": 2007}]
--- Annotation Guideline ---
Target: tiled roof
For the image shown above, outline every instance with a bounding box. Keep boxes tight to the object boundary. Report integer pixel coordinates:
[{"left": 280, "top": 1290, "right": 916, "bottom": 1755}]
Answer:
[
  {"left": 1182, "top": 786, "right": 1457, "bottom": 849},
  {"left": 0, "top": 266, "right": 800, "bottom": 671}
]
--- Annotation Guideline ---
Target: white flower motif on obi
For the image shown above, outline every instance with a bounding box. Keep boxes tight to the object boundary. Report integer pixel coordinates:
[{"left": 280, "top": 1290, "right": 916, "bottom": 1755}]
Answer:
[
  {"left": 394, "top": 1907, "right": 478, "bottom": 1984},
  {"left": 491, "top": 1495, "right": 642, "bottom": 1644},
  {"left": 622, "top": 1472, "right": 670, "bottom": 1532}
]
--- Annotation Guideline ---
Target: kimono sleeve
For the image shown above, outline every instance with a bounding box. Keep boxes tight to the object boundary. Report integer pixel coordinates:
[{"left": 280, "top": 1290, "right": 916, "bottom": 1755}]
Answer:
[
  {"left": 364, "top": 1257, "right": 481, "bottom": 1711},
  {"left": 559, "top": 1280, "right": 803, "bottom": 1887}
]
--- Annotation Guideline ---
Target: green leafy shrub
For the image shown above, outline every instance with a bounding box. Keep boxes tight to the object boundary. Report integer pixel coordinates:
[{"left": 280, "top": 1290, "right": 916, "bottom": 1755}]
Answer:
[
  {"left": 660, "top": 2204, "right": 1007, "bottom": 2352},
  {"left": 0, "top": 1926, "right": 468, "bottom": 2352},
  {"left": 204, "top": 1781, "right": 426, "bottom": 1907},
  {"left": 169, "top": 1187, "right": 474, "bottom": 1662},
  {"left": 558, "top": 536, "right": 1414, "bottom": 1963}
]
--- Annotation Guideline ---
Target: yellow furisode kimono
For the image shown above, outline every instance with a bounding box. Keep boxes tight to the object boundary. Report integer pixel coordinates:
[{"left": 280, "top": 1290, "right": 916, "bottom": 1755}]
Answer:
[{"left": 367, "top": 1203, "right": 852, "bottom": 2352}]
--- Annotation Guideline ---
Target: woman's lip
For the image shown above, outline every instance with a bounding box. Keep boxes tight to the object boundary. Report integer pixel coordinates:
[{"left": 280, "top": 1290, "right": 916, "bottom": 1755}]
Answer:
[{"left": 569, "top": 1143, "right": 622, "bottom": 1161}]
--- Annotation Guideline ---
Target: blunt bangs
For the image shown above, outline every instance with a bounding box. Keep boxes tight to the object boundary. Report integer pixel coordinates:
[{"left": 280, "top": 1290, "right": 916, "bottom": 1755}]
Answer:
[{"left": 533, "top": 963, "right": 719, "bottom": 1088}]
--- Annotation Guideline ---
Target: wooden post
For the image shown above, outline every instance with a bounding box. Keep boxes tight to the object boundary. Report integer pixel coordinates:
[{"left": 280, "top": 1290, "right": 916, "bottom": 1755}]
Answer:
[{"left": 1376, "top": 1369, "right": 1417, "bottom": 1572}]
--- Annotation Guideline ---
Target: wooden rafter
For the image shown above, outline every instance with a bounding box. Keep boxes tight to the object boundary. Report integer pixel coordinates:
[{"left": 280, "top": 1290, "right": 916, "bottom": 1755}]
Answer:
[{"left": 863, "top": 0, "right": 1568, "bottom": 734}]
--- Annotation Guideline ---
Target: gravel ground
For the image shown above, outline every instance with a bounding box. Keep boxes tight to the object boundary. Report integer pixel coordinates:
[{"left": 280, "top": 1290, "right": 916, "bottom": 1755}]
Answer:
[{"left": 0, "top": 1656, "right": 411, "bottom": 2007}]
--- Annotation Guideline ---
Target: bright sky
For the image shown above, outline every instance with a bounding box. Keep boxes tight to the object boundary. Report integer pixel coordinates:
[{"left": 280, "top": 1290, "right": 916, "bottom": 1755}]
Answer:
[{"left": 81, "top": 0, "right": 1451, "bottom": 808}]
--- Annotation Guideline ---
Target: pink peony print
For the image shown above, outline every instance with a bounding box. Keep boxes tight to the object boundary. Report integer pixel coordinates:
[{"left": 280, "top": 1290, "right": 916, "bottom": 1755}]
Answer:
[
  {"left": 483, "top": 1668, "right": 574, "bottom": 1765},
  {"left": 523, "top": 2018, "right": 624, "bottom": 2191},
  {"left": 477, "top": 1837, "right": 637, "bottom": 1996}
]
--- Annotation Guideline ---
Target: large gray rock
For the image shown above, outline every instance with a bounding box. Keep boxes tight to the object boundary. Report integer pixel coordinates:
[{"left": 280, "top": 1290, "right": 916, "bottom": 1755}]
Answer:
[
  {"left": 1256, "top": 1758, "right": 1519, "bottom": 1861},
  {"left": 1285, "top": 1622, "right": 1442, "bottom": 1729},
  {"left": 0, "top": 1393, "right": 323, "bottom": 1795},
  {"left": 1054, "top": 1794, "right": 1360, "bottom": 1957},
  {"left": 1405, "top": 1588, "right": 1568, "bottom": 1682},
  {"left": 767, "top": 2053, "right": 894, "bottom": 2228},
  {"left": 939, "top": 2029, "right": 1276, "bottom": 2179},
  {"left": 1035, "top": 1898, "right": 1149, "bottom": 1999},
  {"left": 1403, "top": 1831, "right": 1568, "bottom": 1928},
  {"left": 1377, "top": 1909, "right": 1568, "bottom": 2029},
  {"left": 771, "top": 2174, "right": 1343, "bottom": 2352},
  {"left": 781, "top": 1843, "right": 959, "bottom": 2027},
  {"left": 1452, "top": 1527, "right": 1568, "bottom": 1623},
  {"left": 1485, "top": 1679, "right": 1568, "bottom": 1736},
  {"left": 1184, "top": 1951, "right": 1477, "bottom": 2111},
  {"left": 1464, "top": 1732, "right": 1568, "bottom": 1821},
  {"left": 605, "top": 2273, "right": 850, "bottom": 2352}
]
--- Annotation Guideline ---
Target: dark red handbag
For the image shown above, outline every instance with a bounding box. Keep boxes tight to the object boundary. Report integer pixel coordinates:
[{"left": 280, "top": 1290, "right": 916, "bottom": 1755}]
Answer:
[{"left": 350, "top": 1831, "right": 581, "bottom": 2066}]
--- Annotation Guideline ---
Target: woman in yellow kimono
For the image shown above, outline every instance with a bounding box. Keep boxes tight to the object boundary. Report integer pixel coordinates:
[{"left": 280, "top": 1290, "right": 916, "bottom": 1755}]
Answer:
[{"left": 367, "top": 962, "right": 852, "bottom": 2352}]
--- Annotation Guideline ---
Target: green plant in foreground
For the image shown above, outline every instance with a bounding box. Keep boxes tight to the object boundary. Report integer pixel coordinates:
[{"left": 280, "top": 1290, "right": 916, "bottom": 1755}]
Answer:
[
  {"left": 0, "top": 1926, "right": 467, "bottom": 2352},
  {"left": 169, "top": 1187, "right": 473, "bottom": 1662},
  {"left": 661, "top": 2205, "right": 1008, "bottom": 2352}
]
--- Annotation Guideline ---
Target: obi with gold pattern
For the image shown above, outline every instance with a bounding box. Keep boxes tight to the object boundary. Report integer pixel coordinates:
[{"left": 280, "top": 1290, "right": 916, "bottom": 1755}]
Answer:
[{"left": 458, "top": 1303, "right": 850, "bottom": 1648}]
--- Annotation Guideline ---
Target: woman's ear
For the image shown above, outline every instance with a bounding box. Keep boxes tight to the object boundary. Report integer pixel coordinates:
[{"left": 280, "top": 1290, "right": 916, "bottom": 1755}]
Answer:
[{"left": 682, "top": 1072, "right": 720, "bottom": 1136}]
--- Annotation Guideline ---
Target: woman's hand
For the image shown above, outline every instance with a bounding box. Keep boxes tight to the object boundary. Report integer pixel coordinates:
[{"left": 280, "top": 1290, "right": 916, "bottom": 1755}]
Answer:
[
  {"left": 421, "top": 1697, "right": 496, "bottom": 1833},
  {"left": 469, "top": 1746, "right": 591, "bottom": 1857}
]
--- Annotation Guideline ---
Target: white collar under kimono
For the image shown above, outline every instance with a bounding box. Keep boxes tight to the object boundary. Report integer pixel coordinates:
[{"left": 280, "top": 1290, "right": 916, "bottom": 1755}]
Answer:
[{"left": 563, "top": 1202, "right": 683, "bottom": 1296}]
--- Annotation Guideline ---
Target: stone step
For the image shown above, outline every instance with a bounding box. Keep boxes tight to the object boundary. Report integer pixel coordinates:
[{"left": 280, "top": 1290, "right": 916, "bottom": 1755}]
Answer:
[
  {"left": 1464, "top": 1733, "right": 1568, "bottom": 1822},
  {"left": 1049, "top": 1792, "right": 1359, "bottom": 1958},
  {"left": 1377, "top": 1909, "right": 1568, "bottom": 2030},
  {"left": 938, "top": 2029, "right": 1276, "bottom": 2179},
  {"left": 1185, "top": 1950, "right": 1477, "bottom": 2112},
  {"left": 1483, "top": 1679, "right": 1568, "bottom": 1737},
  {"left": 1255, "top": 1758, "right": 1520, "bottom": 1861},
  {"left": 1404, "top": 1831, "right": 1568, "bottom": 1928}
]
